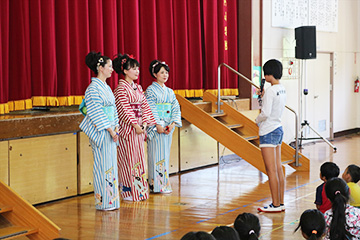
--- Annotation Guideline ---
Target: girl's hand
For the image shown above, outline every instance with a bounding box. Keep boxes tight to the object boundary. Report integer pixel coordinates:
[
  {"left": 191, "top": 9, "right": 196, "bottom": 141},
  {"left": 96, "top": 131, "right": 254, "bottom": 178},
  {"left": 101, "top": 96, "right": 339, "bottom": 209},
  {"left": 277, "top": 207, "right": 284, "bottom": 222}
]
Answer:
[
  {"left": 156, "top": 124, "right": 165, "bottom": 134},
  {"left": 134, "top": 124, "right": 144, "bottom": 135},
  {"left": 165, "top": 123, "right": 175, "bottom": 135}
]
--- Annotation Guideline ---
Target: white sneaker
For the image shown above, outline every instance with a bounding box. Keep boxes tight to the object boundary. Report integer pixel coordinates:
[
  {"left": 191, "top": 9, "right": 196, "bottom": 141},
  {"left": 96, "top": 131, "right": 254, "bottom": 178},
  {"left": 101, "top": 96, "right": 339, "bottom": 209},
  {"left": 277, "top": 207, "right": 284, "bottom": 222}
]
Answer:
[
  {"left": 123, "top": 196, "right": 133, "bottom": 201},
  {"left": 101, "top": 206, "right": 117, "bottom": 211},
  {"left": 280, "top": 204, "right": 285, "bottom": 211},
  {"left": 257, "top": 203, "right": 282, "bottom": 213}
]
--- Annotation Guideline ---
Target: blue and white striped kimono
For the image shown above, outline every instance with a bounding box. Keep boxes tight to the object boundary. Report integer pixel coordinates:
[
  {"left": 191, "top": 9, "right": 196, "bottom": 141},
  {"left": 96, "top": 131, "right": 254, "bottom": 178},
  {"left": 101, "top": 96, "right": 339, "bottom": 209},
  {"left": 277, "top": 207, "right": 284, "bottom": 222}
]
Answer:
[
  {"left": 145, "top": 82, "right": 182, "bottom": 193},
  {"left": 79, "top": 78, "right": 120, "bottom": 210}
]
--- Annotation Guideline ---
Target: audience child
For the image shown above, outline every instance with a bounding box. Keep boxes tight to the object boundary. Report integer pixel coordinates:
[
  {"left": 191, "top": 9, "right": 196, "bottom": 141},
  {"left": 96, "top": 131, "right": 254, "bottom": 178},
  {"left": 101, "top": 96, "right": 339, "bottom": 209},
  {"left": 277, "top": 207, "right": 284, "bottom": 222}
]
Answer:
[
  {"left": 315, "top": 162, "right": 340, "bottom": 213},
  {"left": 211, "top": 226, "right": 240, "bottom": 240},
  {"left": 323, "top": 177, "right": 360, "bottom": 240},
  {"left": 342, "top": 164, "right": 360, "bottom": 207},
  {"left": 234, "top": 213, "right": 261, "bottom": 240},
  {"left": 181, "top": 231, "right": 216, "bottom": 240},
  {"left": 294, "top": 209, "right": 325, "bottom": 239}
]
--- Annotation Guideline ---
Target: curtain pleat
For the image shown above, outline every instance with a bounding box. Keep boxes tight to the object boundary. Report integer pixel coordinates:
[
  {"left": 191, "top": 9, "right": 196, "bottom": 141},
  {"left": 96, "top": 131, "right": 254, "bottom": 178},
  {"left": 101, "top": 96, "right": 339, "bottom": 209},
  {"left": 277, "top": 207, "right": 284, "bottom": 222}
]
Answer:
[
  {"left": 0, "top": 0, "right": 239, "bottom": 114},
  {"left": 139, "top": 0, "right": 157, "bottom": 87},
  {"left": 0, "top": 1, "right": 9, "bottom": 114},
  {"left": 9, "top": 0, "right": 32, "bottom": 109},
  {"left": 172, "top": 0, "right": 189, "bottom": 91},
  {"left": 155, "top": 0, "right": 175, "bottom": 89}
]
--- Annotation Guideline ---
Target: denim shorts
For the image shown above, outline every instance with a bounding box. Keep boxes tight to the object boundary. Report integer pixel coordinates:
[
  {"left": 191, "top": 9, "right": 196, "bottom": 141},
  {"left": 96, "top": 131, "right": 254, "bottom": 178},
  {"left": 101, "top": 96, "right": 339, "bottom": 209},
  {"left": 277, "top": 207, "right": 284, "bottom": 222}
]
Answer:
[{"left": 259, "top": 127, "right": 283, "bottom": 148}]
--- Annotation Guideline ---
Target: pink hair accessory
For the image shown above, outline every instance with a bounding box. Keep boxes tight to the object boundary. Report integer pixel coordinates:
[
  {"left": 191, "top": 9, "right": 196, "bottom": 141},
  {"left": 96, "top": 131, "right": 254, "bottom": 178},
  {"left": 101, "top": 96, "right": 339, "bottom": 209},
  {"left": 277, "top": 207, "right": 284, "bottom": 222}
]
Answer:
[{"left": 335, "top": 190, "right": 341, "bottom": 195}]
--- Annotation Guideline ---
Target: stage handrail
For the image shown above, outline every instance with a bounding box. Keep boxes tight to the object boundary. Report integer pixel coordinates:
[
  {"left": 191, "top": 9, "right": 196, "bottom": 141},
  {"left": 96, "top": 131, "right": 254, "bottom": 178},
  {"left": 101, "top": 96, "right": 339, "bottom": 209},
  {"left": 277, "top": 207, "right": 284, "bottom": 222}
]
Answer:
[{"left": 217, "top": 63, "right": 300, "bottom": 166}]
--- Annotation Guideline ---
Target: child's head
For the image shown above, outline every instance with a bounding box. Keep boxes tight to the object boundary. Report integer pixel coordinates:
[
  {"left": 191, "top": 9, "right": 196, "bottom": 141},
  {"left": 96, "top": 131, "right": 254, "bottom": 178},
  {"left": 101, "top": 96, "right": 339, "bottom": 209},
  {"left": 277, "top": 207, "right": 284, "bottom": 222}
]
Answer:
[
  {"left": 320, "top": 162, "right": 339, "bottom": 181},
  {"left": 211, "top": 226, "right": 239, "bottom": 240},
  {"left": 234, "top": 213, "right": 260, "bottom": 240},
  {"left": 325, "top": 177, "right": 352, "bottom": 240},
  {"left": 342, "top": 164, "right": 360, "bottom": 183},
  {"left": 181, "top": 231, "right": 216, "bottom": 240},
  {"left": 294, "top": 209, "right": 325, "bottom": 239},
  {"left": 263, "top": 59, "right": 283, "bottom": 80}
]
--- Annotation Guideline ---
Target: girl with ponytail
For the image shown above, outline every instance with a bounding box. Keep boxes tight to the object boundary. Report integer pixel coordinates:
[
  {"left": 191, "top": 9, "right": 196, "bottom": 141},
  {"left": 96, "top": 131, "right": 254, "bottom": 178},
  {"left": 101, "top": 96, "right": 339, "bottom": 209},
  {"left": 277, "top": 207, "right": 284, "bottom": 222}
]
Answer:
[
  {"left": 324, "top": 177, "right": 360, "bottom": 239},
  {"left": 234, "top": 213, "right": 261, "bottom": 240},
  {"left": 294, "top": 209, "right": 325, "bottom": 239}
]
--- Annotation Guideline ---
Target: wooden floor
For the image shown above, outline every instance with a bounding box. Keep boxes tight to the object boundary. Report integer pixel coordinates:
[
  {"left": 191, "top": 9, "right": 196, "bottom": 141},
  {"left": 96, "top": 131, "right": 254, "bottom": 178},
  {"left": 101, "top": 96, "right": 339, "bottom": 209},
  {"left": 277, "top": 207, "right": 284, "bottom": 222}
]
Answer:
[{"left": 28, "top": 134, "right": 360, "bottom": 239}]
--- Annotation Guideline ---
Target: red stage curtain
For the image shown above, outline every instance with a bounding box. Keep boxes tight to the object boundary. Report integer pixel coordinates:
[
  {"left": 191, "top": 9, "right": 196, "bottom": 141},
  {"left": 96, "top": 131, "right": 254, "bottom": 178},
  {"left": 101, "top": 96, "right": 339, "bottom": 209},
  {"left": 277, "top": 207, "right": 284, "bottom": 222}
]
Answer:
[
  {"left": 0, "top": 0, "right": 238, "bottom": 114},
  {"left": 0, "top": 0, "right": 9, "bottom": 113}
]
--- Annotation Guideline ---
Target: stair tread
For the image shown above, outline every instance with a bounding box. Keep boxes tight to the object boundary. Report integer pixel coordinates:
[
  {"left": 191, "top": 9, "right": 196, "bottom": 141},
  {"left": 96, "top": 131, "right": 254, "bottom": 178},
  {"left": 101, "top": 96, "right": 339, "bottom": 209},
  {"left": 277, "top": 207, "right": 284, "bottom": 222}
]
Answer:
[
  {"left": 242, "top": 135, "right": 259, "bottom": 140},
  {"left": 282, "top": 159, "right": 295, "bottom": 164},
  {"left": 0, "top": 226, "right": 38, "bottom": 239},
  {"left": 0, "top": 206, "right": 13, "bottom": 214},
  {"left": 209, "top": 112, "right": 226, "bottom": 117},
  {"left": 225, "top": 123, "right": 243, "bottom": 129}
]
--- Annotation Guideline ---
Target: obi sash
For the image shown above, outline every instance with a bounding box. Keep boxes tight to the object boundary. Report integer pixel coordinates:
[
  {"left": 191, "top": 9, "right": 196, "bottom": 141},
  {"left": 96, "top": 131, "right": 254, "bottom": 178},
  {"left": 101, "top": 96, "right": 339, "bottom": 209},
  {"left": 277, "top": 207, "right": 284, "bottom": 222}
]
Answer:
[
  {"left": 156, "top": 103, "right": 171, "bottom": 119},
  {"left": 102, "top": 106, "right": 115, "bottom": 122},
  {"left": 130, "top": 102, "right": 142, "bottom": 118}
]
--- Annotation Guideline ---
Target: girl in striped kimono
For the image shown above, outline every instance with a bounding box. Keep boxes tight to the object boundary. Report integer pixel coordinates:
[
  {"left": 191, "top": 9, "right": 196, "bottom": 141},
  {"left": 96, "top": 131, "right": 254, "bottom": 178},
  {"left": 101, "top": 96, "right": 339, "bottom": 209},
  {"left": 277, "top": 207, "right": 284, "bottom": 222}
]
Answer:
[
  {"left": 79, "top": 52, "right": 120, "bottom": 210},
  {"left": 145, "top": 60, "right": 182, "bottom": 193},
  {"left": 113, "top": 54, "right": 156, "bottom": 202}
]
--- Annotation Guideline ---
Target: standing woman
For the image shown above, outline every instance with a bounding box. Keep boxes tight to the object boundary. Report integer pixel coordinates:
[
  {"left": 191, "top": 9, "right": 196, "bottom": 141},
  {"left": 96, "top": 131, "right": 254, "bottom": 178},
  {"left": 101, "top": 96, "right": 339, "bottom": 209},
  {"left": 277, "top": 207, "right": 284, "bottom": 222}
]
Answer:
[
  {"left": 113, "top": 54, "right": 156, "bottom": 201},
  {"left": 145, "top": 60, "right": 182, "bottom": 193},
  {"left": 79, "top": 51, "right": 120, "bottom": 211},
  {"left": 256, "top": 59, "right": 287, "bottom": 213}
]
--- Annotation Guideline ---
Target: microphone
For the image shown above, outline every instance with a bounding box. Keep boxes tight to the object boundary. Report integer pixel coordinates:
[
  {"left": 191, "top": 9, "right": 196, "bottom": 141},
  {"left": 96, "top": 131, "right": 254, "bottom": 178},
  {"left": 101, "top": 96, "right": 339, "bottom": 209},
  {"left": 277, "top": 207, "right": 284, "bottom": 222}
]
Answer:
[{"left": 258, "top": 78, "right": 265, "bottom": 106}]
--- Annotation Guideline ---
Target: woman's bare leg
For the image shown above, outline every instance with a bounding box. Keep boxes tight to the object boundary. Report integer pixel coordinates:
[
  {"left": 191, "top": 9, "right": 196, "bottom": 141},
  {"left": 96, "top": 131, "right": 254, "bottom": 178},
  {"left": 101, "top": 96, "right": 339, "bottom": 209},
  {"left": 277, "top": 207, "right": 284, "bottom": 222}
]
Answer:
[{"left": 275, "top": 145, "right": 285, "bottom": 204}]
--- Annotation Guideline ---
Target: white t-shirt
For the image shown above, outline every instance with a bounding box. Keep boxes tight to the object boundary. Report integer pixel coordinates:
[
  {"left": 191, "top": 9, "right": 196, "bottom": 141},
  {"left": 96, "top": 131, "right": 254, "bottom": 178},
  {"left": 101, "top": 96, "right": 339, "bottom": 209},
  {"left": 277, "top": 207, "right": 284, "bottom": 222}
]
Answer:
[{"left": 255, "top": 84, "right": 286, "bottom": 136}]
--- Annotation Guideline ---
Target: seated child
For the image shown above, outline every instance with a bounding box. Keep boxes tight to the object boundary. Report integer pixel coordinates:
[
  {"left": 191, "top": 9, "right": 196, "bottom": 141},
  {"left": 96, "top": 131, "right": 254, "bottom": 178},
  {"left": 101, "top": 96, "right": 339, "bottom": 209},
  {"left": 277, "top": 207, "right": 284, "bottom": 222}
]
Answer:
[
  {"left": 234, "top": 212, "right": 260, "bottom": 240},
  {"left": 211, "top": 226, "right": 239, "bottom": 240},
  {"left": 342, "top": 164, "right": 360, "bottom": 207},
  {"left": 315, "top": 162, "right": 339, "bottom": 213},
  {"left": 294, "top": 209, "right": 325, "bottom": 239},
  {"left": 323, "top": 177, "right": 360, "bottom": 239}
]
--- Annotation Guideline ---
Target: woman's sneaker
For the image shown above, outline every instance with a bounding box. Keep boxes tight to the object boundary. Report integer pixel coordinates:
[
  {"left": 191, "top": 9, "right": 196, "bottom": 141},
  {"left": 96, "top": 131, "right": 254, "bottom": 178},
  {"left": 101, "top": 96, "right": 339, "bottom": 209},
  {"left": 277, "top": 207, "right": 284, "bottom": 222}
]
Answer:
[{"left": 257, "top": 203, "right": 282, "bottom": 213}]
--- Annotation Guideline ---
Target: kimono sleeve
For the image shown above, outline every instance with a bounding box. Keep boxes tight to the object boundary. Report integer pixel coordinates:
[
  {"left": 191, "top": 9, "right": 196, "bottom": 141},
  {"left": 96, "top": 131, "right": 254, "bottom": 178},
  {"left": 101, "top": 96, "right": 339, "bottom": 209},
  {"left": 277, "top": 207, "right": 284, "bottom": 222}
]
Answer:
[
  {"left": 169, "top": 89, "right": 182, "bottom": 127},
  {"left": 145, "top": 86, "right": 161, "bottom": 124},
  {"left": 85, "top": 85, "right": 111, "bottom": 131},
  {"left": 114, "top": 86, "right": 138, "bottom": 125}
]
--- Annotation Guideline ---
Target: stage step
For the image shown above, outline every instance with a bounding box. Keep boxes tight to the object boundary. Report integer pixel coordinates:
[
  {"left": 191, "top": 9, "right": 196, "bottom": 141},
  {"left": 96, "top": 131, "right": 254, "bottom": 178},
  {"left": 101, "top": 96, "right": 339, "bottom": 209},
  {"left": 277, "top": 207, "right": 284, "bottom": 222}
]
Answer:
[
  {"left": 0, "top": 206, "right": 13, "bottom": 214},
  {"left": 243, "top": 135, "right": 259, "bottom": 141},
  {"left": 209, "top": 112, "right": 227, "bottom": 118},
  {"left": 225, "top": 123, "right": 243, "bottom": 129},
  {"left": 0, "top": 226, "right": 38, "bottom": 239}
]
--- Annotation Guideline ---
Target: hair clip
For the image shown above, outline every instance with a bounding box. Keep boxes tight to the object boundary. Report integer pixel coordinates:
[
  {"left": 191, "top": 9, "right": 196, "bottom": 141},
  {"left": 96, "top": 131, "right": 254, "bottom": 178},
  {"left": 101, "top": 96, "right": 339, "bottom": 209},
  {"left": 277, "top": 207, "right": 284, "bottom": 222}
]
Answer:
[
  {"left": 128, "top": 54, "right": 134, "bottom": 59},
  {"left": 335, "top": 190, "right": 341, "bottom": 195},
  {"left": 152, "top": 61, "right": 160, "bottom": 74},
  {"left": 312, "top": 230, "right": 317, "bottom": 234},
  {"left": 249, "top": 230, "right": 255, "bottom": 235}
]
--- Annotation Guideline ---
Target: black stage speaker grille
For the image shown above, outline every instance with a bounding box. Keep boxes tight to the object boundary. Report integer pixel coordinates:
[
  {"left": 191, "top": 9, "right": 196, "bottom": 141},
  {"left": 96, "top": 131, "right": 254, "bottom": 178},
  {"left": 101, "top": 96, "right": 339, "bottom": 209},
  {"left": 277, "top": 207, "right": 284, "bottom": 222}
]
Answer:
[{"left": 295, "top": 26, "right": 316, "bottom": 59}]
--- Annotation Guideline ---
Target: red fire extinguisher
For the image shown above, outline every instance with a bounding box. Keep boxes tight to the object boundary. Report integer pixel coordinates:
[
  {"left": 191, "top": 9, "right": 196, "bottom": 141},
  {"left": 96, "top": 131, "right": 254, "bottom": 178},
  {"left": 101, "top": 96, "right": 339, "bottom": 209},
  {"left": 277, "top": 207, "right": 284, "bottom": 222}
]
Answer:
[{"left": 355, "top": 77, "right": 360, "bottom": 93}]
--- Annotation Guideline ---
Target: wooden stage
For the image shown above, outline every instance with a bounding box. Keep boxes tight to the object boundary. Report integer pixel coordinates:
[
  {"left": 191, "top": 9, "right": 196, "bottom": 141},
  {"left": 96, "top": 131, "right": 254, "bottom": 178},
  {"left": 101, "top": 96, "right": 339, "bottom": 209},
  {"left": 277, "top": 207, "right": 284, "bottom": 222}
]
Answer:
[{"left": 27, "top": 134, "right": 360, "bottom": 239}]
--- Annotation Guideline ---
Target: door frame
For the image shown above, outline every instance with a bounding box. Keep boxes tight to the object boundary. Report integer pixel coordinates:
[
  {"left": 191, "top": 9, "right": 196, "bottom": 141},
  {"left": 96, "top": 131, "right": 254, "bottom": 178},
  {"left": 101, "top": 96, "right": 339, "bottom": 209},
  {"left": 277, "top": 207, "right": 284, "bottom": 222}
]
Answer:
[{"left": 318, "top": 51, "right": 335, "bottom": 140}]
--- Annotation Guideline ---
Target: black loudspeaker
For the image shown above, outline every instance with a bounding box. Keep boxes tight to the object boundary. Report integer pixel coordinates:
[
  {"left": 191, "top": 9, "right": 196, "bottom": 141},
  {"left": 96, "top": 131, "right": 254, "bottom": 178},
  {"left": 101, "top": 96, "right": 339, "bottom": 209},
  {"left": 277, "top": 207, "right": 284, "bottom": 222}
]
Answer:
[{"left": 295, "top": 26, "right": 316, "bottom": 59}]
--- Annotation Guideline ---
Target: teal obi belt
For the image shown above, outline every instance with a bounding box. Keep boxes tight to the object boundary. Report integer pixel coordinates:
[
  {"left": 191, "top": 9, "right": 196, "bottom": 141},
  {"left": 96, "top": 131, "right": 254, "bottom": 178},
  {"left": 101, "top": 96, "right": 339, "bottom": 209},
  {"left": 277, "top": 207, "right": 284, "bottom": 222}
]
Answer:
[
  {"left": 102, "top": 106, "right": 115, "bottom": 122},
  {"left": 156, "top": 103, "right": 171, "bottom": 119}
]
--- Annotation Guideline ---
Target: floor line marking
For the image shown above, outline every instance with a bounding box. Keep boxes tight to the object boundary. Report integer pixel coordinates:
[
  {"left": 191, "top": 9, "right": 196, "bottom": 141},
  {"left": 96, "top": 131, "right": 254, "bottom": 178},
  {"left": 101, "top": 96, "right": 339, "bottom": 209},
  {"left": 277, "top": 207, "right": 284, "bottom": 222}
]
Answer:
[{"left": 145, "top": 178, "right": 320, "bottom": 239}]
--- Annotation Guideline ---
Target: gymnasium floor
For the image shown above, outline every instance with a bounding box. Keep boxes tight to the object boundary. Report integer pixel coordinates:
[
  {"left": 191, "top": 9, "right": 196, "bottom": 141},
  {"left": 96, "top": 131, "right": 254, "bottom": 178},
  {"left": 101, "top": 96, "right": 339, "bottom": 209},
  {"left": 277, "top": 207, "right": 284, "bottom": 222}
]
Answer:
[{"left": 33, "top": 134, "right": 360, "bottom": 239}]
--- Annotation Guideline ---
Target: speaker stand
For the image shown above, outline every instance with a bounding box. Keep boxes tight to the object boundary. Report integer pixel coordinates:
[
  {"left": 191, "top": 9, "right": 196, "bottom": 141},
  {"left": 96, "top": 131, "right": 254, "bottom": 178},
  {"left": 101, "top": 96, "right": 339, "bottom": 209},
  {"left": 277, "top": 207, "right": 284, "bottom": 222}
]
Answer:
[{"left": 299, "top": 120, "right": 337, "bottom": 151}]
